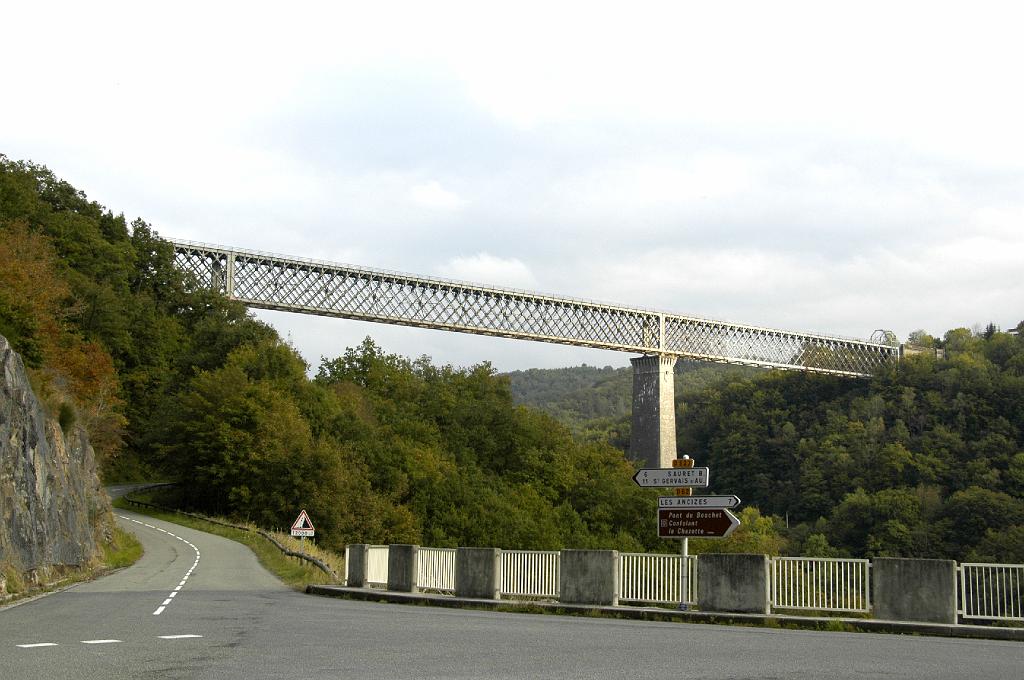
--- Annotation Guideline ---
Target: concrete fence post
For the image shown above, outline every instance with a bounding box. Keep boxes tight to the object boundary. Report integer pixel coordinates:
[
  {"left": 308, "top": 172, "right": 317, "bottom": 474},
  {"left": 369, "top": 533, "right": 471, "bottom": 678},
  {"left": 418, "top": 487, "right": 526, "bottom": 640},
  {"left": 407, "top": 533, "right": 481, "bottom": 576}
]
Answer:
[
  {"left": 697, "top": 553, "right": 770, "bottom": 614},
  {"left": 387, "top": 544, "right": 419, "bottom": 593},
  {"left": 872, "top": 557, "right": 958, "bottom": 623},
  {"left": 455, "top": 547, "right": 502, "bottom": 600},
  {"left": 346, "top": 544, "right": 369, "bottom": 588},
  {"left": 559, "top": 549, "right": 619, "bottom": 606}
]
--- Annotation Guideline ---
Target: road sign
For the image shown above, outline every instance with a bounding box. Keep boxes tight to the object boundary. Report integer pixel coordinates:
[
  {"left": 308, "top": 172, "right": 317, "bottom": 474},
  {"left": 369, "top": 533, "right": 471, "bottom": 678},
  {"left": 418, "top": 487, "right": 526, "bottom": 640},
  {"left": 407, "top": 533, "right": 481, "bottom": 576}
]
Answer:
[
  {"left": 659, "top": 495, "right": 741, "bottom": 509},
  {"left": 658, "top": 508, "right": 740, "bottom": 538},
  {"left": 290, "top": 509, "right": 315, "bottom": 538},
  {"left": 632, "top": 467, "right": 710, "bottom": 488}
]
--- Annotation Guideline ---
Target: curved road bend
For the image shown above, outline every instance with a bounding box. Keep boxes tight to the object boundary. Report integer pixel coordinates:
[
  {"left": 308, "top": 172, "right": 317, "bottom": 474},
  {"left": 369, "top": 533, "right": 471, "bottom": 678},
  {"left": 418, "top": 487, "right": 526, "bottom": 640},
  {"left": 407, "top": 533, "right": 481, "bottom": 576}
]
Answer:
[{"left": 2, "top": 510, "right": 1021, "bottom": 679}]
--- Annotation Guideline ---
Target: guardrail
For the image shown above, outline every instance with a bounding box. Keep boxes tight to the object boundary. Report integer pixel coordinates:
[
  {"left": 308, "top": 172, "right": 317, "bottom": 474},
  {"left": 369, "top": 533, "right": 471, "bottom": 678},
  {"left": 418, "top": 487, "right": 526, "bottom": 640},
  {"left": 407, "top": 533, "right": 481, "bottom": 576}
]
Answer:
[
  {"left": 418, "top": 547, "right": 457, "bottom": 593},
  {"left": 960, "top": 563, "right": 1024, "bottom": 622},
  {"left": 501, "top": 550, "right": 560, "bottom": 598},
  {"left": 619, "top": 553, "right": 696, "bottom": 605},
  {"left": 770, "top": 556, "right": 871, "bottom": 613}
]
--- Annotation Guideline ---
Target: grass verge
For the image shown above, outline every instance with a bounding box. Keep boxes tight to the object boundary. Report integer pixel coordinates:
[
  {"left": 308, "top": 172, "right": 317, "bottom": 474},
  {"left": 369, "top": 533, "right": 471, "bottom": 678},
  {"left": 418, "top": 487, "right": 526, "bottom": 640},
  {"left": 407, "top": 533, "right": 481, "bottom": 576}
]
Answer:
[
  {"left": 112, "top": 496, "right": 343, "bottom": 590},
  {"left": 102, "top": 525, "right": 144, "bottom": 569}
]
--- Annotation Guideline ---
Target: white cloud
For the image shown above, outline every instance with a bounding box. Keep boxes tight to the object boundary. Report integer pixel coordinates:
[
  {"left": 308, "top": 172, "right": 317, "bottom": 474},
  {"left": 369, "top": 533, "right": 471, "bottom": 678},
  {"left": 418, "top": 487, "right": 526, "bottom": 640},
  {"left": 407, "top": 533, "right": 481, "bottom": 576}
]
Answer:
[
  {"left": 409, "top": 181, "right": 465, "bottom": 210},
  {"left": 438, "top": 254, "right": 538, "bottom": 290},
  {"left": 4, "top": 0, "right": 1024, "bottom": 371}
]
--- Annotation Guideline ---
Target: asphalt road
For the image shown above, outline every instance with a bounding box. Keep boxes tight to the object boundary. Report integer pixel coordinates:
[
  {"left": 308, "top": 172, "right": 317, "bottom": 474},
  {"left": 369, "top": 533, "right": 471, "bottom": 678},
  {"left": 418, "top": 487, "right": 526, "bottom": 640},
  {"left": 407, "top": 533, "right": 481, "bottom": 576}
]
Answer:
[{"left": 2, "top": 509, "right": 1021, "bottom": 679}]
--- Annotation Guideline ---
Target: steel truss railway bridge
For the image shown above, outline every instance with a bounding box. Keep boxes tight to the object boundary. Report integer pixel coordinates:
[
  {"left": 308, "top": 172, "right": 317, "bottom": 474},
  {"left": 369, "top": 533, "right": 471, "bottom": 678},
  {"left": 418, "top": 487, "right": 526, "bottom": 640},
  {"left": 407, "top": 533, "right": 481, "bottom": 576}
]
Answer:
[{"left": 171, "top": 240, "right": 902, "bottom": 467}]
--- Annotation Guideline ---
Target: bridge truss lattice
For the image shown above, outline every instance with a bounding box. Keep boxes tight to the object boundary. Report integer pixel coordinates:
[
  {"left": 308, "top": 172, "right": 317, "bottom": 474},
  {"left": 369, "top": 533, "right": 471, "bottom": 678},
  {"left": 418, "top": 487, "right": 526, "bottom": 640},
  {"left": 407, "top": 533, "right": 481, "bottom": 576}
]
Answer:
[{"left": 171, "top": 240, "right": 898, "bottom": 377}]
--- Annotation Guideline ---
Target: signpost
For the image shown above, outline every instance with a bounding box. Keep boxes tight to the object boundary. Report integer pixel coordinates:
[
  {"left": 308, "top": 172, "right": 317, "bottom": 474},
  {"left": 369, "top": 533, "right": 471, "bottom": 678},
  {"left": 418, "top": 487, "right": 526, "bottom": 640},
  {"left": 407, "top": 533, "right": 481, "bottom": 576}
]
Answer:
[
  {"left": 632, "top": 467, "right": 710, "bottom": 487},
  {"left": 290, "top": 509, "right": 315, "bottom": 539},
  {"left": 658, "top": 495, "right": 741, "bottom": 509},
  {"left": 657, "top": 508, "right": 741, "bottom": 538},
  {"left": 632, "top": 455, "right": 742, "bottom": 610}
]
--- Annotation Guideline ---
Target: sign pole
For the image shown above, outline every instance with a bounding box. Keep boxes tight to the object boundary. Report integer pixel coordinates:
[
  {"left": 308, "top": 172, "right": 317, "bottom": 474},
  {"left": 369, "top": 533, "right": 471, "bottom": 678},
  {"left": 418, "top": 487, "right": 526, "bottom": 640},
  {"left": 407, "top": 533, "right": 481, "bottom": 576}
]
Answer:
[
  {"left": 675, "top": 455, "right": 694, "bottom": 610},
  {"left": 680, "top": 536, "right": 689, "bottom": 610}
]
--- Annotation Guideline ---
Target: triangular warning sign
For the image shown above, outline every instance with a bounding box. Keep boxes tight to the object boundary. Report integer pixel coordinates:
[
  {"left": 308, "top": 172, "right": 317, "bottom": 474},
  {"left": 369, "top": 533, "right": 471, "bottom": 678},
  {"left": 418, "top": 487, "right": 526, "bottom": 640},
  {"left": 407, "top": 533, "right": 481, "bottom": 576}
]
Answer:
[{"left": 291, "top": 509, "right": 314, "bottom": 534}]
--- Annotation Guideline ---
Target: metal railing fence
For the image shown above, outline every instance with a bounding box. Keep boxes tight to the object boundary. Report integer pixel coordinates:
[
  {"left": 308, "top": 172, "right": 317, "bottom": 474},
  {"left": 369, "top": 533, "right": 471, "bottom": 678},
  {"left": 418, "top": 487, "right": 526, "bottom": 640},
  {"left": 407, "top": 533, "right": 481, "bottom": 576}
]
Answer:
[
  {"left": 959, "top": 563, "right": 1024, "bottom": 622},
  {"left": 366, "top": 545, "right": 389, "bottom": 587},
  {"left": 619, "top": 553, "right": 697, "bottom": 605},
  {"left": 770, "top": 556, "right": 871, "bottom": 613},
  {"left": 418, "top": 547, "right": 457, "bottom": 593},
  {"left": 351, "top": 545, "right": 1024, "bottom": 624},
  {"left": 501, "top": 550, "right": 560, "bottom": 598}
]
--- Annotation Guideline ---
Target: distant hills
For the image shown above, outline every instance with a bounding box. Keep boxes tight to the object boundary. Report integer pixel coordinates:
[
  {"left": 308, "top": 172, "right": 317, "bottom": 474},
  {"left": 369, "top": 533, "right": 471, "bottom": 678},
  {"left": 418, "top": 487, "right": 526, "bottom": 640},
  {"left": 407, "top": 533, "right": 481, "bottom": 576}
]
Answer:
[{"left": 505, "top": 361, "right": 757, "bottom": 441}]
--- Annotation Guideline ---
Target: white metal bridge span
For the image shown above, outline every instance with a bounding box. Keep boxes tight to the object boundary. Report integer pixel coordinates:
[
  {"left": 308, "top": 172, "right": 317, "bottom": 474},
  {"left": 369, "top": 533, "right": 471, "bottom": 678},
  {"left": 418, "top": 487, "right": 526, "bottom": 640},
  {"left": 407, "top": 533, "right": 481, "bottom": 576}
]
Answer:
[{"left": 170, "top": 240, "right": 899, "bottom": 378}]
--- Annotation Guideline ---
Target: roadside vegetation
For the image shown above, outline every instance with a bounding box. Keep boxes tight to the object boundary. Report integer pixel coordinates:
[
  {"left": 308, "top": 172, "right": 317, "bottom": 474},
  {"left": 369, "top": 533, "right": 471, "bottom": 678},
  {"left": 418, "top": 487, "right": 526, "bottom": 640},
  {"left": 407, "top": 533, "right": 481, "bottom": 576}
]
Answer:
[
  {"left": 100, "top": 525, "right": 144, "bottom": 570},
  {"left": 2, "top": 155, "right": 1022, "bottom": 565}
]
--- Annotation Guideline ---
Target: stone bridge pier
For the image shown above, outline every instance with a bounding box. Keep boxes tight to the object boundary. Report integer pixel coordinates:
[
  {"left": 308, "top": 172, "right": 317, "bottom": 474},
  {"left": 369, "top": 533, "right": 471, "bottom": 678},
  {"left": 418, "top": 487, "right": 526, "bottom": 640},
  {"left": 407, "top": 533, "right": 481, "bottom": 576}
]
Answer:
[{"left": 630, "top": 354, "right": 677, "bottom": 469}]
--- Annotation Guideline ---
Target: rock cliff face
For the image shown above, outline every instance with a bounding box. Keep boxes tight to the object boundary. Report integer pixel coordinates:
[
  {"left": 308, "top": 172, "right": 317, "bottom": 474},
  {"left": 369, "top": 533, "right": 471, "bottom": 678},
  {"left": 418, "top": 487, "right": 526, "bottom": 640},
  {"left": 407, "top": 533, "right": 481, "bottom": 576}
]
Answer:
[{"left": 0, "top": 333, "right": 110, "bottom": 584}]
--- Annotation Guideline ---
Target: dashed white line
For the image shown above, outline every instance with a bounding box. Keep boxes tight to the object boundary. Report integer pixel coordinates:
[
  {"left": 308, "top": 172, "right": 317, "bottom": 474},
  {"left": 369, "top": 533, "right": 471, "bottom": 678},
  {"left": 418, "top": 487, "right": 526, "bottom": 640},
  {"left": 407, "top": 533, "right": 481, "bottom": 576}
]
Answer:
[
  {"left": 116, "top": 514, "right": 201, "bottom": 616},
  {"left": 158, "top": 634, "right": 204, "bottom": 639},
  {"left": 17, "top": 636, "right": 204, "bottom": 649}
]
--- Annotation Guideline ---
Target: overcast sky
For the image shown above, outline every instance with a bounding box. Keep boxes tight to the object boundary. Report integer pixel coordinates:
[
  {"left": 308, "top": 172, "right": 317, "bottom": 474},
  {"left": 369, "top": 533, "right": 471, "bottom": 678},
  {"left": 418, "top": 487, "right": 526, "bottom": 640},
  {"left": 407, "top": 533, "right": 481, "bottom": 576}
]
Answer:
[{"left": 4, "top": 1, "right": 1023, "bottom": 372}]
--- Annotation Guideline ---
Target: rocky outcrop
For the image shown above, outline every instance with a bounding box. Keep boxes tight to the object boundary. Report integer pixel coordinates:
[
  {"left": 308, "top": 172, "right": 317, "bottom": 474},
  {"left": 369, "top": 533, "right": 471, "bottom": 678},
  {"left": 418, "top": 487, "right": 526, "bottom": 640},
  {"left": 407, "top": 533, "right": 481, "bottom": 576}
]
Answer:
[{"left": 0, "top": 334, "right": 111, "bottom": 584}]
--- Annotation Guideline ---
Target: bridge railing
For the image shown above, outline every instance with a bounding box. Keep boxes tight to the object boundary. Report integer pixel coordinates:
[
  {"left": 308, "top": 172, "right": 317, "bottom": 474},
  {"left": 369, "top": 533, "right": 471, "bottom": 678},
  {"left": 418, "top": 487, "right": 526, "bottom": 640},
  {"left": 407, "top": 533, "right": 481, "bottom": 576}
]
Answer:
[
  {"left": 366, "top": 544, "right": 389, "bottom": 588},
  {"left": 770, "top": 556, "right": 871, "bottom": 613},
  {"left": 619, "top": 553, "right": 697, "bottom": 605},
  {"left": 959, "top": 563, "right": 1024, "bottom": 622},
  {"left": 417, "top": 547, "right": 457, "bottom": 594},
  {"left": 350, "top": 546, "right": 1023, "bottom": 624},
  {"left": 500, "top": 550, "right": 560, "bottom": 599}
]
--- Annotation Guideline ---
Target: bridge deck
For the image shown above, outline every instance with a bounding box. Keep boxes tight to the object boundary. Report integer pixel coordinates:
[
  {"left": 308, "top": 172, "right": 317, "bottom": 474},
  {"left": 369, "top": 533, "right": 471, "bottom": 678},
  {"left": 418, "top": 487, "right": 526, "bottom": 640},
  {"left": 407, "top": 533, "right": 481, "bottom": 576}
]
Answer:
[{"left": 171, "top": 240, "right": 898, "bottom": 377}]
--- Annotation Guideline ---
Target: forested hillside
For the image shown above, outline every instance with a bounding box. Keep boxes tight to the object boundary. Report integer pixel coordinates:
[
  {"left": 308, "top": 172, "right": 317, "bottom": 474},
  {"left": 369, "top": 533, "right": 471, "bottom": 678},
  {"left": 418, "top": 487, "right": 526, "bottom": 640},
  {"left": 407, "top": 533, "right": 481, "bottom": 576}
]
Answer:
[
  {"left": 505, "top": 361, "right": 755, "bottom": 443},
  {"left": 2, "top": 155, "right": 1021, "bottom": 563},
  {"left": 681, "top": 330, "right": 1024, "bottom": 562},
  {"left": 0, "top": 156, "right": 659, "bottom": 554},
  {"left": 510, "top": 329, "right": 1024, "bottom": 562}
]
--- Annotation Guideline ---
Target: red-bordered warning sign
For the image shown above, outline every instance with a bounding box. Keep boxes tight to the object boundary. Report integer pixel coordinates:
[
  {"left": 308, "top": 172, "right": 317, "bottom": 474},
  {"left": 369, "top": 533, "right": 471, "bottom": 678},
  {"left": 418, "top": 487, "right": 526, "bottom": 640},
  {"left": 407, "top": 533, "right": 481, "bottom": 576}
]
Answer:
[{"left": 290, "top": 509, "right": 315, "bottom": 537}]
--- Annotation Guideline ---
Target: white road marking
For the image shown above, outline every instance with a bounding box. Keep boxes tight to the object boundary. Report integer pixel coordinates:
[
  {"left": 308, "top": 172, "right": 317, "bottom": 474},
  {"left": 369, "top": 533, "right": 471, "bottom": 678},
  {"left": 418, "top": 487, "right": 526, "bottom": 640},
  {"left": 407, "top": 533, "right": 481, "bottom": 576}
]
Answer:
[
  {"left": 158, "top": 635, "right": 204, "bottom": 639},
  {"left": 20, "top": 636, "right": 205, "bottom": 647},
  {"left": 117, "top": 514, "right": 201, "bottom": 616}
]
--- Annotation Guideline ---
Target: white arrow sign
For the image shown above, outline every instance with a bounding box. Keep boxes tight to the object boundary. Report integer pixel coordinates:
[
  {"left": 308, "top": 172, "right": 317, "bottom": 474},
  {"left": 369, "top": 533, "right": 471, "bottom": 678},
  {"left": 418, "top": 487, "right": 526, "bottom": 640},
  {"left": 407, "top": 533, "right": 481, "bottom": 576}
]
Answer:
[
  {"left": 632, "top": 467, "right": 710, "bottom": 488},
  {"left": 659, "top": 495, "right": 741, "bottom": 509}
]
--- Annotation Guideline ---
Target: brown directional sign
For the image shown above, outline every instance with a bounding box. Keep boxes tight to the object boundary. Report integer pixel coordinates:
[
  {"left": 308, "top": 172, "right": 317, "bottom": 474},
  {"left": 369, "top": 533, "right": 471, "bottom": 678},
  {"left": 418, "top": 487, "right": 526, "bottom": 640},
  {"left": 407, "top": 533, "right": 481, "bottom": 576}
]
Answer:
[{"left": 658, "top": 508, "right": 740, "bottom": 539}]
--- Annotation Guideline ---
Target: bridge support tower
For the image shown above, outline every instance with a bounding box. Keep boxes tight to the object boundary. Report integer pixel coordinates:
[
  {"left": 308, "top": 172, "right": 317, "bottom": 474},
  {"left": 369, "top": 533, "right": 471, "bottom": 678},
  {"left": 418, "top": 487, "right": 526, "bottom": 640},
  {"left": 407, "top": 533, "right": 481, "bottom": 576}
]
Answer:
[{"left": 630, "top": 354, "right": 677, "bottom": 469}]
